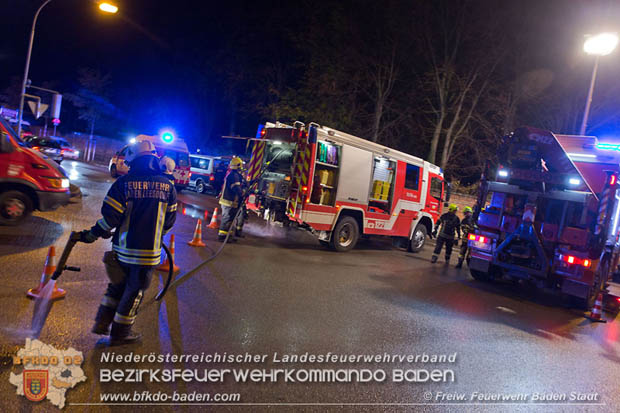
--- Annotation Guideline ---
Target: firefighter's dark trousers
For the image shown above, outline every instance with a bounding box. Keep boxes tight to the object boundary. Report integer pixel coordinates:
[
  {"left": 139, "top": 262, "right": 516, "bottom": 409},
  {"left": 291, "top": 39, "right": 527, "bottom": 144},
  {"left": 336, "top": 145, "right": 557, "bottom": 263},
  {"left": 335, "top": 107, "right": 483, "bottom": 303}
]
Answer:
[
  {"left": 458, "top": 237, "right": 469, "bottom": 261},
  {"left": 432, "top": 235, "right": 454, "bottom": 261},
  {"left": 218, "top": 205, "right": 239, "bottom": 239},
  {"left": 95, "top": 264, "right": 153, "bottom": 335}
]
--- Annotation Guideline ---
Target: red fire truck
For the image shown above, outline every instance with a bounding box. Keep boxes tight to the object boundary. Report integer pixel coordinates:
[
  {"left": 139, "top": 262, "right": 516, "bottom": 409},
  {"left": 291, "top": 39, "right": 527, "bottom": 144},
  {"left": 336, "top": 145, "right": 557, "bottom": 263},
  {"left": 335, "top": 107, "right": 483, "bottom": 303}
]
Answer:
[
  {"left": 245, "top": 121, "right": 446, "bottom": 252},
  {"left": 468, "top": 126, "right": 620, "bottom": 309}
]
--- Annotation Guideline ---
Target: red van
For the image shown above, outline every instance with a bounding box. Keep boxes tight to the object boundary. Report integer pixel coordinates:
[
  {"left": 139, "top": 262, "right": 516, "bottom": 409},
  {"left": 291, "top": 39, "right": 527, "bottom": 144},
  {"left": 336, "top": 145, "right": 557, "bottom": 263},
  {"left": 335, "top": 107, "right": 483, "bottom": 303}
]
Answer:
[{"left": 0, "top": 117, "right": 70, "bottom": 225}]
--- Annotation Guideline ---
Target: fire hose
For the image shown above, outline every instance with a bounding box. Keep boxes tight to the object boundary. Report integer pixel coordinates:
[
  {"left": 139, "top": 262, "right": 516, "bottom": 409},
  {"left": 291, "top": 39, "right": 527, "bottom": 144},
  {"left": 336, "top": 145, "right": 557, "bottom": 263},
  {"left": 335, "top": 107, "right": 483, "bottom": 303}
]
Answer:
[{"left": 50, "top": 231, "right": 175, "bottom": 301}]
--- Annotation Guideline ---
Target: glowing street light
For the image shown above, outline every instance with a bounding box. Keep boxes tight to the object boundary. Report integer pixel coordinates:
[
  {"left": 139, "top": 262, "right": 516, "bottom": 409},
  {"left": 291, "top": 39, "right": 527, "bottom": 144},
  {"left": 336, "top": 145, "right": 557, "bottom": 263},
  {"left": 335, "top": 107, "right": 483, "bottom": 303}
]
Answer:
[
  {"left": 98, "top": 3, "right": 119, "bottom": 14},
  {"left": 579, "top": 32, "right": 619, "bottom": 135},
  {"left": 17, "top": 1, "right": 119, "bottom": 137},
  {"left": 584, "top": 33, "right": 618, "bottom": 56}
]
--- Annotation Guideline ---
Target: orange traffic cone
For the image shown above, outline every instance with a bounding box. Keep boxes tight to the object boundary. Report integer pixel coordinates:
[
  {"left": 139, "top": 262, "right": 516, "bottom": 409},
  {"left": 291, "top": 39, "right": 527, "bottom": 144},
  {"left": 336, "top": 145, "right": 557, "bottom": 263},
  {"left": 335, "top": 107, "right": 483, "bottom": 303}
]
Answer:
[
  {"left": 27, "top": 246, "right": 66, "bottom": 300},
  {"left": 158, "top": 234, "right": 180, "bottom": 273},
  {"left": 207, "top": 208, "right": 219, "bottom": 229},
  {"left": 188, "top": 219, "right": 206, "bottom": 247},
  {"left": 587, "top": 293, "right": 606, "bottom": 323}
]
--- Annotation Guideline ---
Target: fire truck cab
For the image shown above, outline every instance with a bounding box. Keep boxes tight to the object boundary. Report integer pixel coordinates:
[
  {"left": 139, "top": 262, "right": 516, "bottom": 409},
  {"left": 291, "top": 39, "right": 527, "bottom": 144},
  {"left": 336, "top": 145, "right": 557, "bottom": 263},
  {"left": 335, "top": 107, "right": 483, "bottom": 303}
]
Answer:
[
  {"left": 245, "top": 122, "right": 446, "bottom": 252},
  {"left": 469, "top": 127, "right": 620, "bottom": 309}
]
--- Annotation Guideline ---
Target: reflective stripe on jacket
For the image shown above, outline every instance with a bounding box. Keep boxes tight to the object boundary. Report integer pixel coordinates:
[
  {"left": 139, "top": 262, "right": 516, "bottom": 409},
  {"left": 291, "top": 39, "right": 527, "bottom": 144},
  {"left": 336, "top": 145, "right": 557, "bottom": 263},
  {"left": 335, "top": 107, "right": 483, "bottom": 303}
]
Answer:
[
  {"left": 219, "top": 170, "right": 243, "bottom": 208},
  {"left": 92, "top": 156, "right": 177, "bottom": 266}
]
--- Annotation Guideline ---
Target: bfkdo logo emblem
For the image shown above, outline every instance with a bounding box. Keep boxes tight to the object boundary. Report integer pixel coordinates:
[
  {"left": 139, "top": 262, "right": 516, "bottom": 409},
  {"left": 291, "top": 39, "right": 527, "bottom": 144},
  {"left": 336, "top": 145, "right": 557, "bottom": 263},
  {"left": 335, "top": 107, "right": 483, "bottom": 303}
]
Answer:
[{"left": 24, "top": 370, "right": 48, "bottom": 402}]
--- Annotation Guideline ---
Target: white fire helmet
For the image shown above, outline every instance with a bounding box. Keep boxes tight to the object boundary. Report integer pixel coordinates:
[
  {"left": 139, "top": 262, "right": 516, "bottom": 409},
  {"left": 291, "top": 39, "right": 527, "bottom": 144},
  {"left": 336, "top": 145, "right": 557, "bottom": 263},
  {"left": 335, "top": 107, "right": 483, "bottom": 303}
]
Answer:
[
  {"left": 160, "top": 156, "right": 176, "bottom": 174},
  {"left": 125, "top": 140, "right": 158, "bottom": 164}
]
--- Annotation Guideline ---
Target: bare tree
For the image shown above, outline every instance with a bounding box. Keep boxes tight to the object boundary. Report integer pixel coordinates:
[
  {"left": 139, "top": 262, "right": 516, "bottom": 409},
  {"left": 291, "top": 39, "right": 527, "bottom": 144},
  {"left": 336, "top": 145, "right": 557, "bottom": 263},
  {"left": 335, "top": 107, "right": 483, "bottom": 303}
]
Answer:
[
  {"left": 419, "top": 1, "right": 504, "bottom": 170},
  {"left": 65, "top": 68, "right": 114, "bottom": 138}
]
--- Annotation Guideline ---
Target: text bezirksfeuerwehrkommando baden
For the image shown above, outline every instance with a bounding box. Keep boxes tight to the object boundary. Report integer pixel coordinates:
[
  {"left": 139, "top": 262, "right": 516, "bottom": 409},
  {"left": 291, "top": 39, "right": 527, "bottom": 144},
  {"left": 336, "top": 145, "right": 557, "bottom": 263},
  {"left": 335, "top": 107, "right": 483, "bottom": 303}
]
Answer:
[{"left": 100, "top": 352, "right": 457, "bottom": 365}]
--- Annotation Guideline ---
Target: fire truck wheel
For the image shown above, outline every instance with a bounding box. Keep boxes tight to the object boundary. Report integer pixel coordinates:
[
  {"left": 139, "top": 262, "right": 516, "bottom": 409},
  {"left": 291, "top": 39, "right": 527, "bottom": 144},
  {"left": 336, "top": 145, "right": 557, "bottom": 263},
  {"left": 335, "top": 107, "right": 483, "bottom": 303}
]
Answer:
[
  {"left": 331, "top": 216, "right": 359, "bottom": 252},
  {"left": 408, "top": 224, "right": 427, "bottom": 253},
  {"left": 0, "top": 190, "right": 33, "bottom": 225}
]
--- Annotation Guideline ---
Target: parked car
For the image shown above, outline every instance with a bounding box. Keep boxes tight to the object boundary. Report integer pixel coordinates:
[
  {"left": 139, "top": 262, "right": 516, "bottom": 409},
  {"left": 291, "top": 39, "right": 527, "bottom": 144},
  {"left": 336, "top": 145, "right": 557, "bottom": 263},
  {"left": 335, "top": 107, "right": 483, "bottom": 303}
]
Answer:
[
  {"left": 52, "top": 137, "right": 80, "bottom": 160},
  {"left": 24, "top": 136, "right": 63, "bottom": 164},
  {"left": 189, "top": 154, "right": 230, "bottom": 194},
  {"left": 109, "top": 134, "right": 191, "bottom": 190},
  {"left": 0, "top": 117, "right": 70, "bottom": 225}
]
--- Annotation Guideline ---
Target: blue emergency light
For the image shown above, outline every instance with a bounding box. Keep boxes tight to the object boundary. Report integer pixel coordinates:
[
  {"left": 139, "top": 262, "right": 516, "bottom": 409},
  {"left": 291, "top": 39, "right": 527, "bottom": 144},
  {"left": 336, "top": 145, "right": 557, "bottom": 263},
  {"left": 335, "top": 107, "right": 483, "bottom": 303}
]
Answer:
[
  {"left": 596, "top": 142, "right": 620, "bottom": 151},
  {"left": 161, "top": 132, "right": 174, "bottom": 143}
]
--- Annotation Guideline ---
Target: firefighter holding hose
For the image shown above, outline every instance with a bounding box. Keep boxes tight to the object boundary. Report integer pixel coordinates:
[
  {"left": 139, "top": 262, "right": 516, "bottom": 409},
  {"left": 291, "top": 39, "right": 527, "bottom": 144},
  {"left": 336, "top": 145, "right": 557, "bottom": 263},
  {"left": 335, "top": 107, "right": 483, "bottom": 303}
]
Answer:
[
  {"left": 456, "top": 206, "right": 475, "bottom": 268},
  {"left": 431, "top": 204, "right": 461, "bottom": 264},
  {"left": 80, "top": 140, "right": 177, "bottom": 345},
  {"left": 218, "top": 156, "right": 245, "bottom": 242}
]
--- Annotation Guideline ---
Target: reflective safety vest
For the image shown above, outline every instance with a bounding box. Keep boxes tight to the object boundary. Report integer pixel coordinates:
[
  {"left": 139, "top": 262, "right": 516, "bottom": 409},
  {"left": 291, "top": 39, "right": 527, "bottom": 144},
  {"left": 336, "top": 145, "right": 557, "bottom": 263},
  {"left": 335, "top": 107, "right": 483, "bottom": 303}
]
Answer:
[{"left": 219, "top": 170, "right": 243, "bottom": 208}]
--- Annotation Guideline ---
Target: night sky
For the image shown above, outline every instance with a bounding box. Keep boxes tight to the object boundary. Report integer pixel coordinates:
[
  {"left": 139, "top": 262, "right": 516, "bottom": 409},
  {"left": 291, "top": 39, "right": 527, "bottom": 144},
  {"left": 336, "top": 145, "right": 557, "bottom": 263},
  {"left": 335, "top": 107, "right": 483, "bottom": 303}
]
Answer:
[{"left": 2, "top": 0, "right": 620, "bottom": 162}]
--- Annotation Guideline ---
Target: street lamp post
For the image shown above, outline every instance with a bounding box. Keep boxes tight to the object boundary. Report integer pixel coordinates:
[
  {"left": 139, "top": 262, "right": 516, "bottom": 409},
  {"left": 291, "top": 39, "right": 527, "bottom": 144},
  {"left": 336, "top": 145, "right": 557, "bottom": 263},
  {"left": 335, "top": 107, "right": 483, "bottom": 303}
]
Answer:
[
  {"left": 579, "top": 32, "right": 619, "bottom": 136},
  {"left": 17, "top": 0, "right": 53, "bottom": 138},
  {"left": 16, "top": 1, "right": 118, "bottom": 138}
]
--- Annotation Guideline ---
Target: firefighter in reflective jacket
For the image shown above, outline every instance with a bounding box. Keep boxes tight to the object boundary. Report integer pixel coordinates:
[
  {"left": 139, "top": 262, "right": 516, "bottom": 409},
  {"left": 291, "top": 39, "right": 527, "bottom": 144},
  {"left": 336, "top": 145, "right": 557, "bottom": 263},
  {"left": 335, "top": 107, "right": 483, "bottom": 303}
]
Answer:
[
  {"left": 456, "top": 206, "right": 475, "bottom": 268},
  {"left": 218, "top": 157, "right": 245, "bottom": 242},
  {"left": 431, "top": 204, "right": 461, "bottom": 264},
  {"left": 80, "top": 140, "right": 177, "bottom": 345}
]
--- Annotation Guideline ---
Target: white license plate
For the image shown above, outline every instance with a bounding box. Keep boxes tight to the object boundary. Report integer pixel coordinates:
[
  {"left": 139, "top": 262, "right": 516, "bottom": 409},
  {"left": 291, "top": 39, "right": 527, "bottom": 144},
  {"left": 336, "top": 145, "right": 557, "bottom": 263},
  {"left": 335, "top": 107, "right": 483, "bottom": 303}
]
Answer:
[{"left": 471, "top": 241, "right": 492, "bottom": 251}]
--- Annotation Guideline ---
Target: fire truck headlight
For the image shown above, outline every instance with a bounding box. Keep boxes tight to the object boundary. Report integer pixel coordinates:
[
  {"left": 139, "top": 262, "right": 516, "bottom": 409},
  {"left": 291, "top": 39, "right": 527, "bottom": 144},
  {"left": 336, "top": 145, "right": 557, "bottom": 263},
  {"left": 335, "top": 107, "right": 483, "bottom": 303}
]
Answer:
[
  {"left": 569, "top": 177, "right": 581, "bottom": 186},
  {"left": 498, "top": 169, "right": 509, "bottom": 178}
]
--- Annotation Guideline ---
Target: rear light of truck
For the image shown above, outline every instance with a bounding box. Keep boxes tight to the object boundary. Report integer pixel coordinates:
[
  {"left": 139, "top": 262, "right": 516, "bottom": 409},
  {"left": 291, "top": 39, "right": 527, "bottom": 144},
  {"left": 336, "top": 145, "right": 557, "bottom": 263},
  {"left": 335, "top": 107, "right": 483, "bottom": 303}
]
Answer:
[
  {"left": 468, "top": 234, "right": 489, "bottom": 243},
  {"left": 560, "top": 255, "right": 591, "bottom": 268},
  {"left": 210, "top": 176, "right": 215, "bottom": 181}
]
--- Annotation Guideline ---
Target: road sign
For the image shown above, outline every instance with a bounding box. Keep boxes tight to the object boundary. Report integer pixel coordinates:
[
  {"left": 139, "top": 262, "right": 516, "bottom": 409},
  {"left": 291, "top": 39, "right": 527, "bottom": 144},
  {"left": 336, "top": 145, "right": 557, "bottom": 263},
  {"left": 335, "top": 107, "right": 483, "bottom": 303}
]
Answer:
[
  {"left": 27, "top": 102, "right": 49, "bottom": 119},
  {"left": 0, "top": 107, "right": 18, "bottom": 121}
]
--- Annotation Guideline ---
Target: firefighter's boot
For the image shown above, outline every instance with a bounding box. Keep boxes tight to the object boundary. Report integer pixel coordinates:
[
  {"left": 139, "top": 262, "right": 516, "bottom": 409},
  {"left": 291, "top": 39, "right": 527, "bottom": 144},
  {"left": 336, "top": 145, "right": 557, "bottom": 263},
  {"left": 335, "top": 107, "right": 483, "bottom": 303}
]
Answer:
[
  {"left": 455, "top": 258, "right": 464, "bottom": 269},
  {"left": 92, "top": 305, "right": 115, "bottom": 335},
  {"left": 431, "top": 255, "right": 438, "bottom": 264},
  {"left": 445, "top": 255, "right": 451, "bottom": 264},
  {"left": 109, "top": 322, "right": 142, "bottom": 345},
  {"left": 235, "top": 228, "right": 245, "bottom": 238}
]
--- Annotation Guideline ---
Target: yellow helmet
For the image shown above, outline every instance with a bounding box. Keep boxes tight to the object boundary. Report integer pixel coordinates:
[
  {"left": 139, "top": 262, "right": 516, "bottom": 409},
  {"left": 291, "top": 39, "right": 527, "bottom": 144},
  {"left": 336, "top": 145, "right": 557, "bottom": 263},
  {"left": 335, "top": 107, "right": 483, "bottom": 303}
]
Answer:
[
  {"left": 448, "top": 204, "right": 458, "bottom": 212},
  {"left": 229, "top": 156, "right": 243, "bottom": 170}
]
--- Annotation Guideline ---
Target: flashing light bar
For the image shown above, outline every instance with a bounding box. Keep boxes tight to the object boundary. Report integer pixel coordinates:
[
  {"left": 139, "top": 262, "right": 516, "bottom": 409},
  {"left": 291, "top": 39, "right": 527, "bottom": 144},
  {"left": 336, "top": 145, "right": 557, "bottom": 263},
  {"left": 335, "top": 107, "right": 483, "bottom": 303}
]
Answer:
[
  {"left": 560, "top": 254, "right": 591, "bottom": 268},
  {"left": 567, "top": 152, "right": 596, "bottom": 158},
  {"left": 596, "top": 143, "right": 620, "bottom": 151},
  {"left": 468, "top": 234, "right": 489, "bottom": 243}
]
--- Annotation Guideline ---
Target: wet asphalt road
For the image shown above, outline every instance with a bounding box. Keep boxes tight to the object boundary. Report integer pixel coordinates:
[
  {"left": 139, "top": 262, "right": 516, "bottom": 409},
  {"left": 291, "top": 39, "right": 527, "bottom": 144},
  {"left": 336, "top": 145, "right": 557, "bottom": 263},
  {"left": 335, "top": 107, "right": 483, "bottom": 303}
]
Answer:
[{"left": 0, "top": 161, "right": 619, "bottom": 412}]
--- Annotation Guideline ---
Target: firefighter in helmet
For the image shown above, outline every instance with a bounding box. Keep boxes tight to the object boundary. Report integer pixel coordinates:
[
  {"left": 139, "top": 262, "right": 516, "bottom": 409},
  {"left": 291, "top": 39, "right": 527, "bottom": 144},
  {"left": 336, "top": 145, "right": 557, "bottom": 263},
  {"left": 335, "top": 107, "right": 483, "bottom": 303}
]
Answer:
[
  {"left": 81, "top": 140, "right": 177, "bottom": 345},
  {"left": 218, "top": 156, "right": 245, "bottom": 242},
  {"left": 160, "top": 156, "right": 176, "bottom": 183},
  {"left": 456, "top": 206, "right": 475, "bottom": 268},
  {"left": 431, "top": 203, "right": 461, "bottom": 264}
]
